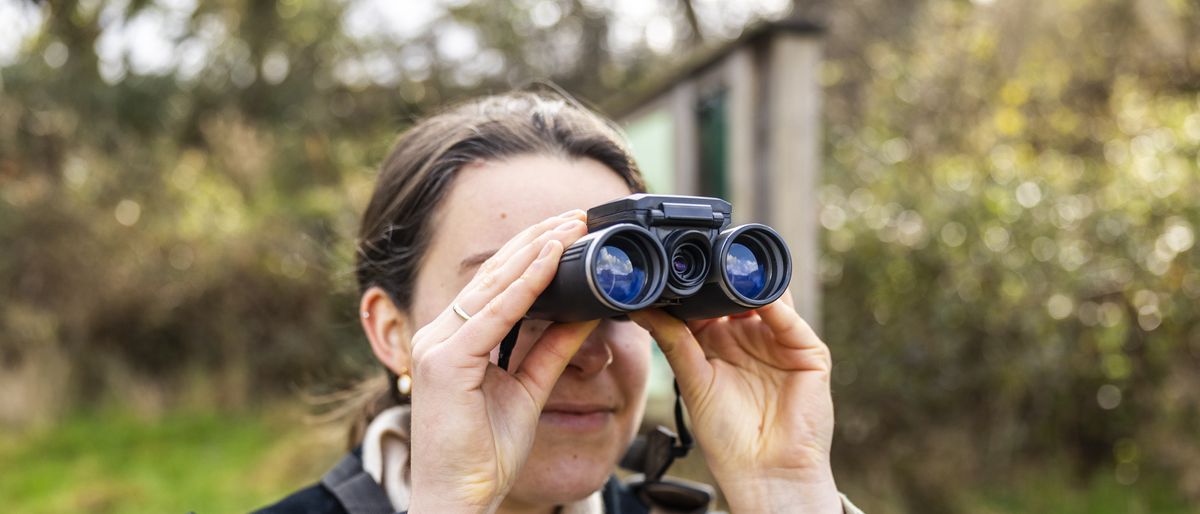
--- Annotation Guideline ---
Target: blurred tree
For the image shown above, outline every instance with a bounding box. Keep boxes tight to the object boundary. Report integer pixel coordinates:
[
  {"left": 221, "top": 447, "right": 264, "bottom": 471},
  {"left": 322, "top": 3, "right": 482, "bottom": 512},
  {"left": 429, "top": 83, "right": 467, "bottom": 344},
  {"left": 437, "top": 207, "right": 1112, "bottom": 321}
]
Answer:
[
  {"left": 815, "top": 0, "right": 1200, "bottom": 508},
  {"left": 0, "top": 0, "right": 787, "bottom": 416}
]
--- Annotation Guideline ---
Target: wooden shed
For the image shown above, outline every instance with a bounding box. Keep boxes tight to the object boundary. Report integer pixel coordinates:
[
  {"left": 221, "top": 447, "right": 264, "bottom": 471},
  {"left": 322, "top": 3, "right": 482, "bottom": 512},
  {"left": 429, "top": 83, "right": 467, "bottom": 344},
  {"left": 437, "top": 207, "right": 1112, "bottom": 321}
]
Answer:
[{"left": 608, "top": 18, "right": 825, "bottom": 327}]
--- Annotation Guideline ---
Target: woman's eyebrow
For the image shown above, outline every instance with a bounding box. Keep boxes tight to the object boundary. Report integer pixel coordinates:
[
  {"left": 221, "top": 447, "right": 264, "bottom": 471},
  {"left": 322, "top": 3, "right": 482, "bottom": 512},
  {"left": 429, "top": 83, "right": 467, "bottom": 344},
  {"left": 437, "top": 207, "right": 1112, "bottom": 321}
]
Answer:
[{"left": 460, "top": 249, "right": 499, "bottom": 273}]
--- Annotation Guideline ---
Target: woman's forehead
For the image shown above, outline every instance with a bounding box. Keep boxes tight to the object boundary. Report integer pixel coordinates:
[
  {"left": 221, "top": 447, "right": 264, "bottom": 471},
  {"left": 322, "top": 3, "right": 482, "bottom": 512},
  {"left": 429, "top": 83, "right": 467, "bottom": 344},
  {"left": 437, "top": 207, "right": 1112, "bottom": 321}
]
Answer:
[{"left": 432, "top": 155, "right": 633, "bottom": 265}]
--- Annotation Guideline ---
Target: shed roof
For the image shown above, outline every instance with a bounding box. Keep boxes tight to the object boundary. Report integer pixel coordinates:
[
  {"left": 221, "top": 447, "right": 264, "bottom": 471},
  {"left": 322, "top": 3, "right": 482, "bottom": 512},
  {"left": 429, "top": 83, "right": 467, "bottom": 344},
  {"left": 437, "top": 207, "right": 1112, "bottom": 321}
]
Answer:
[{"left": 603, "top": 17, "right": 824, "bottom": 118}]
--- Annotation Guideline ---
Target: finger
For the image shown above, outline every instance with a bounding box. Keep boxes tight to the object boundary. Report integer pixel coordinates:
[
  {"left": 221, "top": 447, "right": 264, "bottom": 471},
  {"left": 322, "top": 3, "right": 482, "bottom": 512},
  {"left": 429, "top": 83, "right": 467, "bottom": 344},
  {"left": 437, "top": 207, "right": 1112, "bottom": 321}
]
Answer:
[
  {"left": 685, "top": 317, "right": 719, "bottom": 334},
  {"left": 514, "top": 320, "right": 601, "bottom": 407},
  {"left": 755, "top": 298, "right": 823, "bottom": 351},
  {"left": 423, "top": 220, "right": 585, "bottom": 342},
  {"left": 628, "top": 309, "right": 711, "bottom": 395},
  {"left": 778, "top": 287, "right": 796, "bottom": 308},
  {"left": 451, "top": 239, "right": 565, "bottom": 357},
  {"left": 458, "top": 218, "right": 585, "bottom": 312}
]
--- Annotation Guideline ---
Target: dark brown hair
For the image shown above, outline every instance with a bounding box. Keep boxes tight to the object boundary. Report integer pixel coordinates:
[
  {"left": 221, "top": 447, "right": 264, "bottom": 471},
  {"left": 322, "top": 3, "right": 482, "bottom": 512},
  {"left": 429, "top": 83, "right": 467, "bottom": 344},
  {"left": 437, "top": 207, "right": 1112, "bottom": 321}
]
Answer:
[{"left": 346, "top": 91, "right": 647, "bottom": 446}]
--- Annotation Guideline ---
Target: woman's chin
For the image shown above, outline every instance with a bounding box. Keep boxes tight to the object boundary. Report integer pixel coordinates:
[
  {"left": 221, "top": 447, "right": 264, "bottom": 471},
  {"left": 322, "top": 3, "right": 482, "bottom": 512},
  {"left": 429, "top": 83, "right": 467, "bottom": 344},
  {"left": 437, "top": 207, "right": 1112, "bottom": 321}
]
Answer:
[
  {"left": 511, "top": 444, "right": 616, "bottom": 505},
  {"left": 507, "top": 408, "right": 637, "bottom": 506},
  {"left": 509, "top": 476, "right": 606, "bottom": 507}
]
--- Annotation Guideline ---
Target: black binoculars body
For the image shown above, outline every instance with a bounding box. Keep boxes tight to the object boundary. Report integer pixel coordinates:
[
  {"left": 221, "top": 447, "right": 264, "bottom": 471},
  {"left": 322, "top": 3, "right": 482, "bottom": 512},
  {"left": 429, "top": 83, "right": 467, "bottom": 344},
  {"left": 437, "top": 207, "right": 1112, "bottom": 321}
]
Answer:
[{"left": 527, "top": 194, "right": 792, "bottom": 321}]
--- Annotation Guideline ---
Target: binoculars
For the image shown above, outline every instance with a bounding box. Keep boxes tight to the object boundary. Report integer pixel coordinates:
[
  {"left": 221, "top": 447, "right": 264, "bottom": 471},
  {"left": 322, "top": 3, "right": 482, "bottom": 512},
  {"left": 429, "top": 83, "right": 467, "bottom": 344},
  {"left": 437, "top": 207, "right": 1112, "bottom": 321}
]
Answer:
[{"left": 528, "top": 194, "right": 792, "bottom": 321}]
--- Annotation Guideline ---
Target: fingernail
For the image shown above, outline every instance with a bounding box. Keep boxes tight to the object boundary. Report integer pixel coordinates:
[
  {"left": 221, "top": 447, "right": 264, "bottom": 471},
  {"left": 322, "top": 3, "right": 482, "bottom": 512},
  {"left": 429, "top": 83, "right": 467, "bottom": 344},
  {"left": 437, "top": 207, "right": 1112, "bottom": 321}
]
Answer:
[
  {"left": 555, "top": 219, "right": 584, "bottom": 231},
  {"left": 538, "top": 240, "right": 558, "bottom": 259},
  {"left": 557, "top": 209, "right": 585, "bottom": 218}
]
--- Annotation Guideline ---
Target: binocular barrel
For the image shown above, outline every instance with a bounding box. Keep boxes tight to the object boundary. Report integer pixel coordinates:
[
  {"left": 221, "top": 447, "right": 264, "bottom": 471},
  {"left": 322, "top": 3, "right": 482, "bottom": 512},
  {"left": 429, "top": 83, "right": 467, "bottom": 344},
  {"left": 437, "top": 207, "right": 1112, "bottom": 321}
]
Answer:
[
  {"left": 526, "top": 222, "right": 792, "bottom": 322},
  {"left": 526, "top": 224, "right": 668, "bottom": 321}
]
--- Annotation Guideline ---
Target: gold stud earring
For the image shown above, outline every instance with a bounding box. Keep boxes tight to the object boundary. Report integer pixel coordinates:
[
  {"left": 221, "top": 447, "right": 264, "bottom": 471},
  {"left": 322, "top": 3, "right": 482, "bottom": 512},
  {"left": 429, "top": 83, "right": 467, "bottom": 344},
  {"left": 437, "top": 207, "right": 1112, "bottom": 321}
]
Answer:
[{"left": 396, "top": 369, "right": 412, "bottom": 396}]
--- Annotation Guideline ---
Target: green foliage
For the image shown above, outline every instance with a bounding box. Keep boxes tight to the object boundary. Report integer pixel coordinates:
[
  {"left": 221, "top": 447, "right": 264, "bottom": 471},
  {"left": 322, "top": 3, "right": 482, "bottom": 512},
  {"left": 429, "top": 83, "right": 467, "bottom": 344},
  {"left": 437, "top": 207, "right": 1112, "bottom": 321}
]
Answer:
[
  {"left": 0, "top": 0, "right": 690, "bottom": 418},
  {"left": 1, "top": 0, "right": 400, "bottom": 418},
  {"left": 818, "top": 0, "right": 1200, "bottom": 507}
]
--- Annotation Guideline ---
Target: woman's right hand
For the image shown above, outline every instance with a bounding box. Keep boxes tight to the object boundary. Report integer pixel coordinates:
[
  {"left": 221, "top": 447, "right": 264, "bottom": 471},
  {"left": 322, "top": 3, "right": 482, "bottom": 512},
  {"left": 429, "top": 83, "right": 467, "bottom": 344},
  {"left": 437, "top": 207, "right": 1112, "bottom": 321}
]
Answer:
[{"left": 406, "top": 210, "right": 597, "bottom": 514}]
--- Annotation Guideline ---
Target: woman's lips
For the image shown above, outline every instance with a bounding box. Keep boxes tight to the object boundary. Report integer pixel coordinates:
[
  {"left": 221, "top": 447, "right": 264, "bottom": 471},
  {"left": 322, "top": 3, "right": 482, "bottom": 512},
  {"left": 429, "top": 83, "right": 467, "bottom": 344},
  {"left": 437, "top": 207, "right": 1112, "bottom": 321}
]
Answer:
[{"left": 540, "top": 404, "right": 615, "bottom": 431}]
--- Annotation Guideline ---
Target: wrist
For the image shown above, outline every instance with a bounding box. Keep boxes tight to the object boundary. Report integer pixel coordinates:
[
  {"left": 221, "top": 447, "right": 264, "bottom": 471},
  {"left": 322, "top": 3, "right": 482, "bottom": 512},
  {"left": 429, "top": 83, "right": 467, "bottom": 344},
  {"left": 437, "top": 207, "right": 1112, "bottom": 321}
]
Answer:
[
  {"left": 406, "top": 499, "right": 492, "bottom": 514},
  {"left": 407, "top": 490, "right": 497, "bottom": 514},
  {"left": 714, "top": 465, "right": 841, "bottom": 514},
  {"left": 408, "top": 463, "right": 504, "bottom": 514}
]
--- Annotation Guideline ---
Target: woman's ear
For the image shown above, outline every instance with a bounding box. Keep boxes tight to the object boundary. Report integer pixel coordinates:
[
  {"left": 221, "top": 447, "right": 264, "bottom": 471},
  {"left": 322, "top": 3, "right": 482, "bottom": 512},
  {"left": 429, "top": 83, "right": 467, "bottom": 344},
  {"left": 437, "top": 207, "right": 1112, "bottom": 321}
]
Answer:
[{"left": 360, "top": 286, "right": 412, "bottom": 375}]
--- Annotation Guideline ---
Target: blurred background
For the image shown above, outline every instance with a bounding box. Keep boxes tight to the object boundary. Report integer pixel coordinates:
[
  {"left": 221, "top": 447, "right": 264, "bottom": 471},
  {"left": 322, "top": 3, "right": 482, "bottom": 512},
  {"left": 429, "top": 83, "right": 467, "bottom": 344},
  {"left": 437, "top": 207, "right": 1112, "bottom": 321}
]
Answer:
[{"left": 2, "top": 0, "right": 1199, "bottom": 512}]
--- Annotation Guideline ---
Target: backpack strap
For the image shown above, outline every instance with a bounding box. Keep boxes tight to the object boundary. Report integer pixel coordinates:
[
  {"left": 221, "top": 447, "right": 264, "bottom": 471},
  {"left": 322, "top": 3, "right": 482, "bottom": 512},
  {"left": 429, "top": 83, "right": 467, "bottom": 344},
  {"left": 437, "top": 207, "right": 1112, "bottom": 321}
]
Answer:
[{"left": 320, "top": 452, "right": 396, "bottom": 514}]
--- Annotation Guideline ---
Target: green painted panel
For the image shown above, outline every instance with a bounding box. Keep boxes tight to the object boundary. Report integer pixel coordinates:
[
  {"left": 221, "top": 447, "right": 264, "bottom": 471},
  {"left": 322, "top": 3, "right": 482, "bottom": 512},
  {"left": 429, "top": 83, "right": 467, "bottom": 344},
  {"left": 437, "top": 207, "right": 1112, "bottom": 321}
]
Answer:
[{"left": 623, "top": 108, "right": 675, "bottom": 193}]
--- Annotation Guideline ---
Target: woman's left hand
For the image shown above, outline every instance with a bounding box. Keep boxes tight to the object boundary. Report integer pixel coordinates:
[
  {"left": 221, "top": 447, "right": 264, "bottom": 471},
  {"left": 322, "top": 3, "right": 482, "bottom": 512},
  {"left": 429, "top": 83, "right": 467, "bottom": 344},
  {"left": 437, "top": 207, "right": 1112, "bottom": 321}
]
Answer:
[{"left": 629, "top": 291, "right": 842, "bottom": 514}]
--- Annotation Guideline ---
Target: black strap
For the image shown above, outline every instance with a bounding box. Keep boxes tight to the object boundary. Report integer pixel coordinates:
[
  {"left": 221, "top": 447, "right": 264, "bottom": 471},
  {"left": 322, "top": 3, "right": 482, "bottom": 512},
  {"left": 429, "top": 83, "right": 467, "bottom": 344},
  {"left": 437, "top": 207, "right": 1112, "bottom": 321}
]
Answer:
[
  {"left": 672, "top": 380, "right": 693, "bottom": 458},
  {"left": 618, "top": 380, "right": 693, "bottom": 485},
  {"left": 498, "top": 318, "right": 522, "bottom": 371},
  {"left": 620, "top": 385, "right": 712, "bottom": 513},
  {"left": 640, "top": 380, "right": 693, "bottom": 482}
]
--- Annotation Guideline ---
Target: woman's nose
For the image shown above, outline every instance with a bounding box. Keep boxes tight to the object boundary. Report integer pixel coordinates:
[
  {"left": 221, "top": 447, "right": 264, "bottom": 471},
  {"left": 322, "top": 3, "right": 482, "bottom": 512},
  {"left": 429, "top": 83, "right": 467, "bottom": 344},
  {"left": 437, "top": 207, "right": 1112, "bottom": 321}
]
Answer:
[{"left": 567, "top": 327, "right": 613, "bottom": 376}]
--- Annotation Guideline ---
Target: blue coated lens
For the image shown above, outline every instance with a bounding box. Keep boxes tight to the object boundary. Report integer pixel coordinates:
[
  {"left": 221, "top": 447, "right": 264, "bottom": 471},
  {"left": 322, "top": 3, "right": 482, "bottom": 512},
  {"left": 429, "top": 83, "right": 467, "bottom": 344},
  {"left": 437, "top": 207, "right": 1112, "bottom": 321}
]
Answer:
[
  {"left": 726, "top": 242, "right": 766, "bottom": 298},
  {"left": 595, "top": 244, "right": 647, "bottom": 304}
]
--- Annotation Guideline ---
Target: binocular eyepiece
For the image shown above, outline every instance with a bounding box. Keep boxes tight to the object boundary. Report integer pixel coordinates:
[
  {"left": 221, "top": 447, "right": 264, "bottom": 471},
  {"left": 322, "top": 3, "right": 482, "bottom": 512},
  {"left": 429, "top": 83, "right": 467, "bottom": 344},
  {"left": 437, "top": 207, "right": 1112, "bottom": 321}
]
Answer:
[{"left": 527, "top": 194, "right": 792, "bottom": 321}]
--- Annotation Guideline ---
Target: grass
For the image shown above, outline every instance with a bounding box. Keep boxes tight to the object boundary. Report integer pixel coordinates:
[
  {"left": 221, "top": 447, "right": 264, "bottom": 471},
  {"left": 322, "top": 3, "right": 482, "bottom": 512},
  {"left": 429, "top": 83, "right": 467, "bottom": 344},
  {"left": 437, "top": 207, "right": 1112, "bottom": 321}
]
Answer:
[
  {"left": 0, "top": 408, "right": 1195, "bottom": 513},
  {"left": 0, "top": 407, "right": 342, "bottom": 513}
]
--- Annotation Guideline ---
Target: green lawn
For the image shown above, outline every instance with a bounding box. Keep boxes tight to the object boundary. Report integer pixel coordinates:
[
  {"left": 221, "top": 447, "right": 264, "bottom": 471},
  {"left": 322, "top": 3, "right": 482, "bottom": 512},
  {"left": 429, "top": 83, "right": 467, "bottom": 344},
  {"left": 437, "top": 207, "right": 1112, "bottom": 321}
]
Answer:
[
  {"left": 0, "top": 408, "right": 341, "bottom": 513},
  {"left": 0, "top": 409, "right": 1194, "bottom": 513}
]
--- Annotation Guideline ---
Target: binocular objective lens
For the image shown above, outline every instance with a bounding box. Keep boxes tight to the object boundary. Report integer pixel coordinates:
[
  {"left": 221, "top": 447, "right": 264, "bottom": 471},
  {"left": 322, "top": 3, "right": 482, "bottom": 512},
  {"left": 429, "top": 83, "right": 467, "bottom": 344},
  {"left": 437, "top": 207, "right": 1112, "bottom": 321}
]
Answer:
[
  {"left": 595, "top": 244, "right": 647, "bottom": 305},
  {"left": 725, "top": 242, "right": 766, "bottom": 299}
]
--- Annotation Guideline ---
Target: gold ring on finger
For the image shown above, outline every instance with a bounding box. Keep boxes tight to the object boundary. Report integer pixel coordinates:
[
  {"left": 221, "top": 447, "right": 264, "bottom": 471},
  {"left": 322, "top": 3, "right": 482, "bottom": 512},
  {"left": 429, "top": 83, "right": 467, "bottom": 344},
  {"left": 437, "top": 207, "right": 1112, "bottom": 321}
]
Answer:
[{"left": 452, "top": 302, "right": 473, "bottom": 322}]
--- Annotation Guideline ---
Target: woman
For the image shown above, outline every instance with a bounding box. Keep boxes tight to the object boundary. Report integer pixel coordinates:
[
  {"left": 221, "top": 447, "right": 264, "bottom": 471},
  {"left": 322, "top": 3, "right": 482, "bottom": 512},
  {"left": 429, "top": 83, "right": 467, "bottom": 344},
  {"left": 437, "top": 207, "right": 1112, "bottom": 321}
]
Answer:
[{"left": 259, "top": 92, "right": 863, "bottom": 513}]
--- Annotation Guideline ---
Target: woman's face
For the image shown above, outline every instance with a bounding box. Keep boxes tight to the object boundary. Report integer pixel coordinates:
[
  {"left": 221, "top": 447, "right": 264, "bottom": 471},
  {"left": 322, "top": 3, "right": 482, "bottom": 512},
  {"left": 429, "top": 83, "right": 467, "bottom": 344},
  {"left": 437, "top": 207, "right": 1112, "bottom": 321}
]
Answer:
[{"left": 407, "top": 154, "right": 652, "bottom": 506}]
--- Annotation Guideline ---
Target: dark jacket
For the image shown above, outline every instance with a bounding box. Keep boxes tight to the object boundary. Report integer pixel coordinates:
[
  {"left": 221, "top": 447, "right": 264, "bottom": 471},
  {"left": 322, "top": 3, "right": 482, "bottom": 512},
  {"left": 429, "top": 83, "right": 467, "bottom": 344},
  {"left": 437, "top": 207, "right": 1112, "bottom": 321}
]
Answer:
[{"left": 254, "top": 448, "right": 653, "bottom": 514}]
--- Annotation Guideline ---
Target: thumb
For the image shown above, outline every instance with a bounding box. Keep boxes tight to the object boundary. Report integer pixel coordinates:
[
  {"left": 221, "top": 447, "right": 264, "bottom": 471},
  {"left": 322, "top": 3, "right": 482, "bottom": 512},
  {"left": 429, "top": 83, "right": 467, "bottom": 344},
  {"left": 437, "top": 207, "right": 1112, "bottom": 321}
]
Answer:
[
  {"left": 628, "top": 309, "right": 712, "bottom": 398},
  {"left": 513, "top": 320, "right": 600, "bottom": 408}
]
